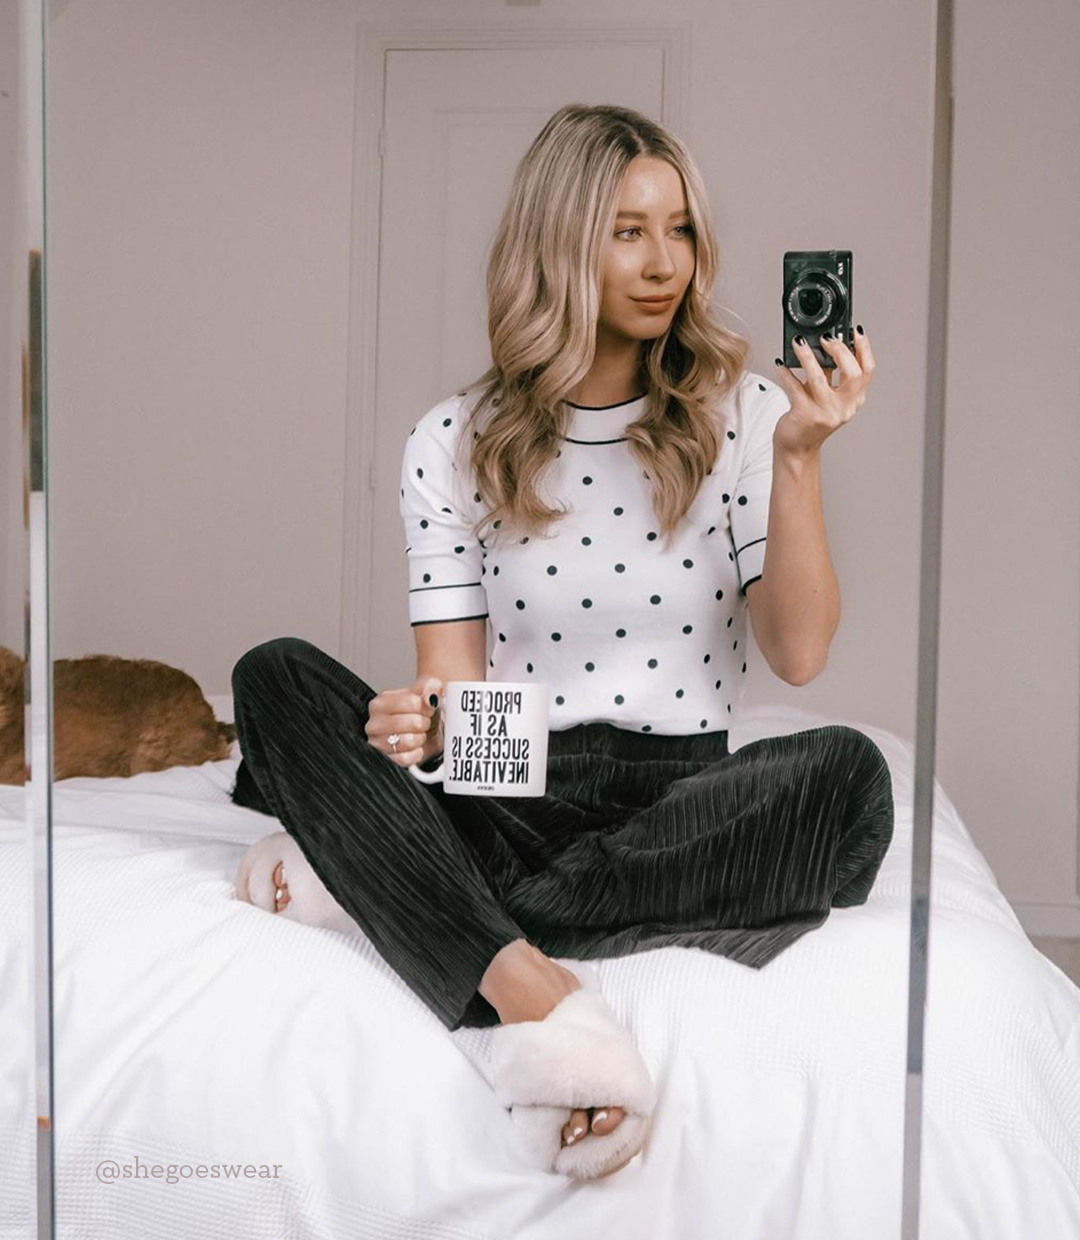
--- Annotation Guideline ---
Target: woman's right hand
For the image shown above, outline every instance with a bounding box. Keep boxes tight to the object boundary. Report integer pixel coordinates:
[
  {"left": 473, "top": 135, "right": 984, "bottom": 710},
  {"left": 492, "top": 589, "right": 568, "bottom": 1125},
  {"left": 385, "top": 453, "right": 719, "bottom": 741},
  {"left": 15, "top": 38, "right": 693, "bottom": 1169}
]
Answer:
[{"left": 364, "top": 675, "right": 444, "bottom": 767}]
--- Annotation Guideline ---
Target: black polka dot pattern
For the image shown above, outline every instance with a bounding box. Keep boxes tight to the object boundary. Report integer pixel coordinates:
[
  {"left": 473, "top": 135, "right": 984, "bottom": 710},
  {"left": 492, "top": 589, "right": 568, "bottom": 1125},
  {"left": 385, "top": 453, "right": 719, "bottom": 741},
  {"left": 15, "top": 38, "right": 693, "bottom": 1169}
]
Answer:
[{"left": 400, "top": 379, "right": 787, "bottom": 728}]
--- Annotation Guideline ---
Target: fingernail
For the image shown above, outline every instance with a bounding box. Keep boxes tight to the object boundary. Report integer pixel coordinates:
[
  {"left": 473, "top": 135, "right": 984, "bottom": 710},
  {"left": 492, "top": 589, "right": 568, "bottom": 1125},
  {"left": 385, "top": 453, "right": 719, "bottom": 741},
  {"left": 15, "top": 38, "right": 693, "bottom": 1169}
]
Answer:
[
  {"left": 794, "top": 334, "right": 806, "bottom": 346},
  {"left": 822, "top": 331, "right": 833, "bottom": 341},
  {"left": 567, "top": 1125, "right": 584, "bottom": 1144},
  {"left": 856, "top": 324, "right": 865, "bottom": 335},
  {"left": 429, "top": 693, "right": 438, "bottom": 707},
  {"left": 592, "top": 1110, "right": 609, "bottom": 1128},
  {"left": 774, "top": 357, "right": 784, "bottom": 367}
]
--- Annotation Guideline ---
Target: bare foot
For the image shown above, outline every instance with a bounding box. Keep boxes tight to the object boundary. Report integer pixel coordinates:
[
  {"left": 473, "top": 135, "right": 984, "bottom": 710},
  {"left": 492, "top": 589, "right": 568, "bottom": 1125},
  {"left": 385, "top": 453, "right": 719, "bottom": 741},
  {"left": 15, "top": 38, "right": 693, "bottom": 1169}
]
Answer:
[{"left": 480, "top": 940, "right": 629, "bottom": 1172}]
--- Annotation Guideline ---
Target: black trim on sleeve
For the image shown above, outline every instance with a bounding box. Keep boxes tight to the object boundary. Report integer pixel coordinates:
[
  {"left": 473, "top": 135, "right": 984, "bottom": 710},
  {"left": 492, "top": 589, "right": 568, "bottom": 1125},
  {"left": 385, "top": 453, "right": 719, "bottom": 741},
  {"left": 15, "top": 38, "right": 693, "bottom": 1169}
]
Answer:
[
  {"left": 410, "top": 613, "right": 489, "bottom": 627},
  {"left": 409, "top": 581, "right": 483, "bottom": 594},
  {"left": 735, "top": 536, "right": 767, "bottom": 558},
  {"left": 740, "top": 574, "right": 763, "bottom": 597}
]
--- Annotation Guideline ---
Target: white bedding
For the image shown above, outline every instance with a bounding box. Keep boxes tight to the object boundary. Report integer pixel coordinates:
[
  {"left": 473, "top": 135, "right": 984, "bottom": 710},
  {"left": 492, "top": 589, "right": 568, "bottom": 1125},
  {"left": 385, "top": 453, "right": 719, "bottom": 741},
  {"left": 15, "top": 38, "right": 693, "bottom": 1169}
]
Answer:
[{"left": 1, "top": 701, "right": 1078, "bottom": 1239}]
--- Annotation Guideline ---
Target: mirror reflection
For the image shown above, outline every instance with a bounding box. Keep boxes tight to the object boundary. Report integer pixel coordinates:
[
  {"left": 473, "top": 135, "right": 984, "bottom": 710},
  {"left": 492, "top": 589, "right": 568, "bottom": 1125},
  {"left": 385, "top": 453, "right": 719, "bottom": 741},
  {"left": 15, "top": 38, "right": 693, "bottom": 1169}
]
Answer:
[{"left": 12, "top": 1, "right": 1078, "bottom": 1237}]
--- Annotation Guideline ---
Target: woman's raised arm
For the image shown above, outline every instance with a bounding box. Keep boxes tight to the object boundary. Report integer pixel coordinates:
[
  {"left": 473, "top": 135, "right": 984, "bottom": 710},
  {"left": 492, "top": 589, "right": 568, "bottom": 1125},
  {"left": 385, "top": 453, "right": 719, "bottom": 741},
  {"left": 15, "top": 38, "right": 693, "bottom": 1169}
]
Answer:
[{"left": 413, "top": 616, "right": 488, "bottom": 688}]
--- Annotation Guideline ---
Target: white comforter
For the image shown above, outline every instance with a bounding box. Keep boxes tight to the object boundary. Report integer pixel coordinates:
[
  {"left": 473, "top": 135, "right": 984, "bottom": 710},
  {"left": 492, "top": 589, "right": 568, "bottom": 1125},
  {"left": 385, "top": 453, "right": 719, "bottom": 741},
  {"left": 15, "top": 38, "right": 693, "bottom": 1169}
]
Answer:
[{"left": 1, "top": 702, "right": 1077, "bottom": 1239}]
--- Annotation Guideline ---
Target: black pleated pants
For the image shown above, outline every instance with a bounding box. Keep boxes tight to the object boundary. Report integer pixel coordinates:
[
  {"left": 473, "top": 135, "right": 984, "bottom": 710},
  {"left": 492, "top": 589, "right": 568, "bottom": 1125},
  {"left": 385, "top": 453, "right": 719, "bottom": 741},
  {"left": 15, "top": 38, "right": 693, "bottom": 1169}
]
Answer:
[{"left": 230, "top": 637, "right": 895, "bottom": 1032}]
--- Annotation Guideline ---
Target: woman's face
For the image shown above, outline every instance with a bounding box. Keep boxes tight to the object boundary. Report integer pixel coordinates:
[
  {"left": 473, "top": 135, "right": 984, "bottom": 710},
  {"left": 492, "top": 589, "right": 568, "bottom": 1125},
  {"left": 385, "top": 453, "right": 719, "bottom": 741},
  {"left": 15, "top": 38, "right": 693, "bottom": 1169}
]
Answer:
[{"left": 597, "top": 155, "right": 696, "bottom": 344}]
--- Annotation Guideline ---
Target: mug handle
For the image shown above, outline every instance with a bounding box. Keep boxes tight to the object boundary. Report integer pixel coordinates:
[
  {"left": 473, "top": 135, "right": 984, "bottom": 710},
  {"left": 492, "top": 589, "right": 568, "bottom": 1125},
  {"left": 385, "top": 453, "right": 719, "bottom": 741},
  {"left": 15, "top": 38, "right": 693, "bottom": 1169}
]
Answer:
[{"left": 407, "top": 758, "right": 444, "bottom": 784}]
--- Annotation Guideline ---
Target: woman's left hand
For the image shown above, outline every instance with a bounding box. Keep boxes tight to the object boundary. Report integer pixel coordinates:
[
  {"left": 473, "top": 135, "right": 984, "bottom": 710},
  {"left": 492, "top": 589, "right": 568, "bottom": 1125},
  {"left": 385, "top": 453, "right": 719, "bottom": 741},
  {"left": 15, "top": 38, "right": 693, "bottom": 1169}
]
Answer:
[{"left": 772, "top": 328, "right": 876, "bottom": 457}]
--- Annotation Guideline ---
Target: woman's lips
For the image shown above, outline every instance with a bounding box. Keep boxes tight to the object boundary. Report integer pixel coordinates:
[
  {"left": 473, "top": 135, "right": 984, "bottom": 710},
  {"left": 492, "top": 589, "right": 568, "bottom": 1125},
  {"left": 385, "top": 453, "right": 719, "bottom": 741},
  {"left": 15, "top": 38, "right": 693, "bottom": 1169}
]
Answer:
[{"left": 632, "top": 296, "right": 676, "bottom": 314}]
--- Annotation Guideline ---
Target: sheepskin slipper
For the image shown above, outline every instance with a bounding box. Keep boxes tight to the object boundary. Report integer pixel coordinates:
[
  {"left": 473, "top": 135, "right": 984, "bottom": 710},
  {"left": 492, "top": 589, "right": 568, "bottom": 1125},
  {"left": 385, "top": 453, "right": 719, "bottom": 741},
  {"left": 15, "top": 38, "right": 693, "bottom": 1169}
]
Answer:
[
  {"left": 489, "top": 961, "right": 657, "bottom": 1179},
  {"left": 234, "top": 830, "right": 361, "bottom": 937}
]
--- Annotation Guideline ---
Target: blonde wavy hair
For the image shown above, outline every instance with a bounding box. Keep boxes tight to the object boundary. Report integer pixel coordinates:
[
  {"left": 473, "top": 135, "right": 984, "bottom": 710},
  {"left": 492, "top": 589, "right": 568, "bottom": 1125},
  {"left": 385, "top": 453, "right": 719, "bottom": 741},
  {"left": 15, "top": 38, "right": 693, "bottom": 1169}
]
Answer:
[{"left": 454, "top": 103, "right": 750, "bottom": 553}]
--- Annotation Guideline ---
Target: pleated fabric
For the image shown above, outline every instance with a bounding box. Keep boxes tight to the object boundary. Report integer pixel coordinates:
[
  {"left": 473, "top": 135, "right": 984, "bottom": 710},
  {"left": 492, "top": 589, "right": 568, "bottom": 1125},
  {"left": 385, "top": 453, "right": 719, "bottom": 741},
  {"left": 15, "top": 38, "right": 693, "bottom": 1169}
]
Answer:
[{"left": 230, "top": 637, "right": 894, "bottom": 1032}]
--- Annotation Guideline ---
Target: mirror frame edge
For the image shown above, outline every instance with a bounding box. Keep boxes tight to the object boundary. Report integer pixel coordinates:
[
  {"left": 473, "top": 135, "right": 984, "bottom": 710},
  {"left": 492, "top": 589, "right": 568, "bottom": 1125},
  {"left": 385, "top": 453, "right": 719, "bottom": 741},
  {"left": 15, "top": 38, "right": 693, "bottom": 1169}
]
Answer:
[{"left": 18, "top": 0, "right": 55, "bottom": 1235}]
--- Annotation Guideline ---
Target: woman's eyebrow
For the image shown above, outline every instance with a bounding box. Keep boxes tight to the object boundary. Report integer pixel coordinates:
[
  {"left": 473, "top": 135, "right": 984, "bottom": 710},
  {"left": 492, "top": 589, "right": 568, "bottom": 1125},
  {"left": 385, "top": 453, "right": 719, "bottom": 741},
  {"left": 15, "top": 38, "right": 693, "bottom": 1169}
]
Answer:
[{"left": 615, "top": 209, "right": 691, "bottom": 220}]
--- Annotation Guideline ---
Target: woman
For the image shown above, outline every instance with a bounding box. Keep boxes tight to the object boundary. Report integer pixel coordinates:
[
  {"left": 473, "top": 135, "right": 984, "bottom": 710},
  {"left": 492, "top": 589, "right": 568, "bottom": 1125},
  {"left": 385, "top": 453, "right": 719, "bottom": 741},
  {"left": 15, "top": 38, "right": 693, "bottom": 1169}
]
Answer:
[{"left": 230, "top": 103, "right": 892, "bottom": 1180}]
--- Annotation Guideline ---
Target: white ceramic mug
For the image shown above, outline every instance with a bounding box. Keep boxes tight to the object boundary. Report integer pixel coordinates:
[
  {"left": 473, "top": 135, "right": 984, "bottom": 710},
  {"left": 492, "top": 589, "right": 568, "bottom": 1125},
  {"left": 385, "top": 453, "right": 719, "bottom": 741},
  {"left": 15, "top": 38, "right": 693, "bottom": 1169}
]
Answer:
[{"left": 407, "top": 681, "right": 550, "bottom": 796}]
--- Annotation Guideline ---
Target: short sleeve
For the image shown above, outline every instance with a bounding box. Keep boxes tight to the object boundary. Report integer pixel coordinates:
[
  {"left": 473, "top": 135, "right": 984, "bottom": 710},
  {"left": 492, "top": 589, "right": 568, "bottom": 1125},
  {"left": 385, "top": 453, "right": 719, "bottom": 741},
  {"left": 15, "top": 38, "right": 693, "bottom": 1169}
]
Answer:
[
  {"left": 399, "top": 401, "right": 489, "bottom": 627},
  {"left": 728, "top": 381, "right": 791, "bottom": 595}
]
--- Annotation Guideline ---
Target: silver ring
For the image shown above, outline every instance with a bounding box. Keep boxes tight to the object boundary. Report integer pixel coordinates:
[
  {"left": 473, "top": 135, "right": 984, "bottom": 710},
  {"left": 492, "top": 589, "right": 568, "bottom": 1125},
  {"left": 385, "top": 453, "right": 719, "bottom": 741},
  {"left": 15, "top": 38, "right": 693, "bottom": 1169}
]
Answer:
[{"left": 387, "top": 733, "right": 400, "bottom": 752}]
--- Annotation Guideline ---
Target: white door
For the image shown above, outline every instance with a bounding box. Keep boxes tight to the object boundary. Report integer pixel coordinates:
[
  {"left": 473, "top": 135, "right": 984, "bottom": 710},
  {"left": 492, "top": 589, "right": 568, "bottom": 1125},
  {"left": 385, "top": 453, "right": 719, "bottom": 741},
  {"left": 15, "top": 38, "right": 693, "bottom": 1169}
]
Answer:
[{"left": 366, "top": 43, "right": 666, "bottom": 690}]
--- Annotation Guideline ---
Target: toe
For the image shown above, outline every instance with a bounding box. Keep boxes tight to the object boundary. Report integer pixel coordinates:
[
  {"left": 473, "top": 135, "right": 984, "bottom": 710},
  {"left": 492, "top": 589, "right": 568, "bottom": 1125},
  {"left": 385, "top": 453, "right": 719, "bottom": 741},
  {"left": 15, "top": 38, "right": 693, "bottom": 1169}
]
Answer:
[
  {"left": 590, "top": 1106, "right": 625, "bottom": 1136},
  {"left": 272, "top": 862, "right": 291, "bottom": 912},
  {"left": 562, "top": 1108, "right": 591, "bottom": 1146}
]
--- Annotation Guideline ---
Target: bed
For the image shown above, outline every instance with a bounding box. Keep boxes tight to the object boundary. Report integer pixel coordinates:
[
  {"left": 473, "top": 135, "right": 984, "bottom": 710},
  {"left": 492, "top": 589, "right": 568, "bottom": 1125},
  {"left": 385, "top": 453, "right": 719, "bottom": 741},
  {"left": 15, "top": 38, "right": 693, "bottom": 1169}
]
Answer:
[{"left": 1, "top": 700, "right": 1078, "bottom": 1239}]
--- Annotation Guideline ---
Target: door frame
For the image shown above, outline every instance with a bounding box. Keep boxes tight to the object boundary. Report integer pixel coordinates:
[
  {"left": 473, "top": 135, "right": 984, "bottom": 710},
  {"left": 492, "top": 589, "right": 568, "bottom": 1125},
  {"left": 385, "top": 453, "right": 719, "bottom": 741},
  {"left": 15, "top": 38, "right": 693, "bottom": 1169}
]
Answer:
[{"left": 339, "top": 19, "right": 691, "bottom": 673}]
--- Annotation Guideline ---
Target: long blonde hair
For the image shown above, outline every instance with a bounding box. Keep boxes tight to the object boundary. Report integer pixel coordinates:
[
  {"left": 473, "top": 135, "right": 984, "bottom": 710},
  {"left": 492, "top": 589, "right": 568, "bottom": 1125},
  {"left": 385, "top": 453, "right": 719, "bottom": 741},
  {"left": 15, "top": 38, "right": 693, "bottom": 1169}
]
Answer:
[{"left": 455, "top": 103, "right": 750, "bottom": 554}]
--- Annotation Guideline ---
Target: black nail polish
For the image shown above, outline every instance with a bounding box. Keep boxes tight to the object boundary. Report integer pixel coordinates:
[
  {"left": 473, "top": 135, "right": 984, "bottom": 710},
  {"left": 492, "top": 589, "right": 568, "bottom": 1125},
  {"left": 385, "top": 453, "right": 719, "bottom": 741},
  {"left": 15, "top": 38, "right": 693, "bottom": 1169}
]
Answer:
[
  {"left": 794, "top": 334, "right": 805, "bottom": 346},
  {"left": 822, "top": 332, "right": 833, "bottom": 341},
  {"left": 774, "top": 357, "right": 784, "bottom": 367},
  {"left": 429, "top": 693, "right": 438, "bottom": 707},
  {"left": 856, "top": 324, "right": 865, "bottom": 336}
]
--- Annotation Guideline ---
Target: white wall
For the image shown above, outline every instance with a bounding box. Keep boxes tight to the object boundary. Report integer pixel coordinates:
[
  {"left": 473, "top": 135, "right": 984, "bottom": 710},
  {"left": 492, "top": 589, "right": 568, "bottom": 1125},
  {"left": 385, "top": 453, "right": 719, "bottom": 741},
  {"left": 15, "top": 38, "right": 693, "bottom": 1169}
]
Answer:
[
  {"left": 939, "top": 0, "right": 1080, "bottom": 933},
  {"left": 5, "top": 0, "right": 1077, "bottom": 932}
]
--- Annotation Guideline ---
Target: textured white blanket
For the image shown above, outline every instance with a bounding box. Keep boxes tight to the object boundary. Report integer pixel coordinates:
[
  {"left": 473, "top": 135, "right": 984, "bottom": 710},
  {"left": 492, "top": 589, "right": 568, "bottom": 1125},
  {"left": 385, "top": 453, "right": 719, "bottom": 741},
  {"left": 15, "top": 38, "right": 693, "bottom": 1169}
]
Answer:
[{"left": 0, "top": 702, "right": 1077, "bottom": 1239}]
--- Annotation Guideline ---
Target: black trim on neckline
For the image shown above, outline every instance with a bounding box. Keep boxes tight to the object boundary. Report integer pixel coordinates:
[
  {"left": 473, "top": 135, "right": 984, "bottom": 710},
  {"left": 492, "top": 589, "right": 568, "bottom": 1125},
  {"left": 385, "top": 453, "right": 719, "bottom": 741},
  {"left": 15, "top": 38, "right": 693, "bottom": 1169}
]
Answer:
[{"left": 566, "top": 391, "right": 648, "bottom": 411}]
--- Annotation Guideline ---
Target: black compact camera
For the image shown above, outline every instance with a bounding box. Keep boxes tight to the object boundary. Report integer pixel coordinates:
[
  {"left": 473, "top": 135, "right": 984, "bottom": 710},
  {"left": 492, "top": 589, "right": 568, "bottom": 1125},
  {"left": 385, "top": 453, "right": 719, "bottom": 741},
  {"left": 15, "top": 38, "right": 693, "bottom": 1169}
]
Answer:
[{"left": 781, "top": 250, "right": 853, "bottom": 371}]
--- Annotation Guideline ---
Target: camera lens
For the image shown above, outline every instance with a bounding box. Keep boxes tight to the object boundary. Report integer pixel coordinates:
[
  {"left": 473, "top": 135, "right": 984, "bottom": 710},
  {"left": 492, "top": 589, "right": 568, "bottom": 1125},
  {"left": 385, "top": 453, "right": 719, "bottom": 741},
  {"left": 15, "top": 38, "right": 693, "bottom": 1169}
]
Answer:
[
  {"left": 785, "top": 269, "right": 848, "bottom": 331},
  {"left": 798, "top": 288, "right": 825, "bottom": 317}
]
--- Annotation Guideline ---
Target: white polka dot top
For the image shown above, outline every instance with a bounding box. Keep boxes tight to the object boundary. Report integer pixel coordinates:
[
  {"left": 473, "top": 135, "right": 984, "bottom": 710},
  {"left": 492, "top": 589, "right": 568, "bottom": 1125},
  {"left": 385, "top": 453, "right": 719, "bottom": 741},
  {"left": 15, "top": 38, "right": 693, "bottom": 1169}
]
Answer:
[{"left": 399, "top": 373, "right": 791, "bottom": 734}]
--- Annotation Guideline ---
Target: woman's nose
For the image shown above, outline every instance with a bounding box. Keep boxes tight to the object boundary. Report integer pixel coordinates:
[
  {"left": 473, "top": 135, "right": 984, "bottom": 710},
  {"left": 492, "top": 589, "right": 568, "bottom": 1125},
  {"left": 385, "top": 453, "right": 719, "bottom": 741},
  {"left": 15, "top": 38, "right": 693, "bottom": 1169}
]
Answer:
[{"left": 642, "top": 242, "right": 677, "bottom": 279}]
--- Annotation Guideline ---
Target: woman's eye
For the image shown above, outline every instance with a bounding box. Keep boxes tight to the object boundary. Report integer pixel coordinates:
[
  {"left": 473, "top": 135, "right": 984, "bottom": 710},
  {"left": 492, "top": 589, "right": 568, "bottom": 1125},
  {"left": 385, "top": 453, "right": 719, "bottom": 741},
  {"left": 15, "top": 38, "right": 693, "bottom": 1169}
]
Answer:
[{"left": 617, "top": 225, "right": 695, "bottom": 239}]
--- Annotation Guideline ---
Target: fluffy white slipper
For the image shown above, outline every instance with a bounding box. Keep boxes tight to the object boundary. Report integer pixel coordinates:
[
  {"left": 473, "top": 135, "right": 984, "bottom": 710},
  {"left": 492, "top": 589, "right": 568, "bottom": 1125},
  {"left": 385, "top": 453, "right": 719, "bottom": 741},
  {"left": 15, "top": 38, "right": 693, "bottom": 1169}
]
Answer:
[
  {"left": 489, "top": 961, "right": 657, "bottom": 1179},
  {"left": 234, "top": 831, "right": 361, "bottom": 937}
]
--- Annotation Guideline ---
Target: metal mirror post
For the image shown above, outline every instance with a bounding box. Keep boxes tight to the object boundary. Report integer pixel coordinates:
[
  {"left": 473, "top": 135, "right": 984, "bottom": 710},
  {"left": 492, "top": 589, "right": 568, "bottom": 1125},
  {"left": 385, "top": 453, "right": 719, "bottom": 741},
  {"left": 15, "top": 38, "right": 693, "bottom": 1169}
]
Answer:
[
  {"left": 16, "top": 0, "right": 55, "bottom": 1236},
  {"left": 903, "top": 0, "right": 953, "bottom": 1234}
]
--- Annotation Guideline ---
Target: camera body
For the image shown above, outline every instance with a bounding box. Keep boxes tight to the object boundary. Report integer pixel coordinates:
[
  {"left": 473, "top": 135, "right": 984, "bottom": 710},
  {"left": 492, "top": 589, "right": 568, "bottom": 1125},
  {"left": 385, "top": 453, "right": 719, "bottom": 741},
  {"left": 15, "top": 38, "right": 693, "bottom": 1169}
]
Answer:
[{"left": 782, "top": 250, "right": 853, "bottom": 371}]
